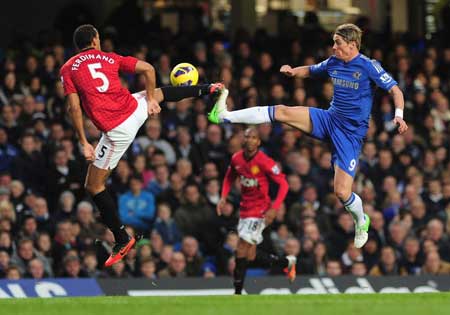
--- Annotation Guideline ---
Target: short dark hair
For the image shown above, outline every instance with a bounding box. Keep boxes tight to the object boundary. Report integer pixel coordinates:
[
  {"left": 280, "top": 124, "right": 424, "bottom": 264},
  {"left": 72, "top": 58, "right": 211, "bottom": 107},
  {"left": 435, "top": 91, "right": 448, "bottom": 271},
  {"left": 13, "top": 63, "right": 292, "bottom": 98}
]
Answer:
[{"left": 73, "top": 24, "right": 98, "bottom": 50}]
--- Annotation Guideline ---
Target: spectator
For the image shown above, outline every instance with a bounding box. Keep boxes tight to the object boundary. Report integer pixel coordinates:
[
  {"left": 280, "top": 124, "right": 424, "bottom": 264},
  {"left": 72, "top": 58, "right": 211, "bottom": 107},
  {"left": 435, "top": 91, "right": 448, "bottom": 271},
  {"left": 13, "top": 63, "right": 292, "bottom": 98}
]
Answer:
[
  {"left": 341, "top": 241, "right": 364, "bottom": 271},
  {"left": 199, "top": 125, "right": 227, "bottom": 173},
  {"left": 131, "top": 154, "right": 153, "bottom": 188},
  {"left": 10, "top": 238, "right": 53, "bottom": 276},
  {"left": 5, "top": 265, "right": 22, "bottom": 280},
  {"left": 19, "top": 215, "right": 39, "bottom": 241},
  {"left": 139, "top": 257, "right": 157, "bottom": 279},
  {"left": 0, "top": 230, "right": 13, "bottom": 255},
  {"left": 31, "top": 197, "right": 54, "bottom": 235},
  {"left": 325, "top": 260, "right": 343, "bottom": 276},
  {"left": 421, "top": 251, "right": 450, "bottom": 275},
  {"left": 157, "top": 171, "right": 185, "bottom": 211},
  {"left": 153, "top": 203, "right": 181, "bottom": 245},
  {"left": 369, "top": 246, "right": 407, "bottom": 276},
  {"left": 174, "top": 183, "right": 213, "bottom": 241},
  {"left": 10, "top": 134, "right": 46, "bottom": 195},
  {"left": 158, "top": 252, "right": 187, "bottom": 278},
  {"left": 52, "top": 220, "right": 81, "bottom": 269},
  {"left": 0, "top": 249, "right": 10, "bottom": 277},
  {"left": 35, "top": 232, "right": 53, "bottom": 265},
  {"left": 312, "top": 241, "right": 329, "bottom": 276},
  {"left": 76, "top": 201, "right": 100, "bottom": 246},
  {"left": 119, "top": 175, "right": 156, "bottom": 232},
  {"left": 174, "top": 126, "right": 202, "bottom": 174},
  {"left": 135, "top": 118, "right": 176, "bottom": 165},
  {"left": 60, "top": 255, "right": 88, "bottom": 278},
  {"left": 181, "top": 236, "right": 204, "bottom": 277},
  {"left": 425, "top": 219, "right": 450, "bottom": 262},
  {"left": 25, "top": 258, "right": 49, "bottom": 279},
  {"left": 106, "top": 260, "right": 131, "bottom": 278},
  {"left": 146, "top": 164, "right": 170, "bottom": 197},
  {"left": 351, "top": 262, "right": 367, "bottom": 276},
  {"left": 399, "top": 236, "right": 423, "bottom": 275},
  {"left": 0, "top": 127, "right": 18, "bottom": 172},
  {"left": 156, "top": 245, "right": 173, "bottom": 273}
]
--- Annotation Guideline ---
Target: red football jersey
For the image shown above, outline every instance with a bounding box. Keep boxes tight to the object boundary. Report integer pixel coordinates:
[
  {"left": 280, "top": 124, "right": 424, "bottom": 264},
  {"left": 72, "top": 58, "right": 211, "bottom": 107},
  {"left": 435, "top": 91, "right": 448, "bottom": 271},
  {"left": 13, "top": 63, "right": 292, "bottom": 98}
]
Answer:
[
  {"left": 222, "top": 150, "right": 288, "bottom": 218},
  {"left": 60, "top": 49, "right": 139, "bottom": 132}
]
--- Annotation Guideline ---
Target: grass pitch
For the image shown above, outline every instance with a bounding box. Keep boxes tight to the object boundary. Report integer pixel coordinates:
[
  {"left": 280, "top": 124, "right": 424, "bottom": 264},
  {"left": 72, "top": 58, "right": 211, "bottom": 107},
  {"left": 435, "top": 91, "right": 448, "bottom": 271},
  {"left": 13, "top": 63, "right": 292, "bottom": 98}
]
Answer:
[{"left": 1, "top": 293, "right": 449, "bottom": 315}]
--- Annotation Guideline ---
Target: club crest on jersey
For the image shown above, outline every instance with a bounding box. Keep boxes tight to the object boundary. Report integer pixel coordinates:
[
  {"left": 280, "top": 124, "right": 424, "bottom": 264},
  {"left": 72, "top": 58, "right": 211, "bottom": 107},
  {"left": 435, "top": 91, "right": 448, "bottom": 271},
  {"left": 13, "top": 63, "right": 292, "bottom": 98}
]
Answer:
[
  {"left": 251, "top": 165, "right": 260, "bottom": 175},
  {"left": 353, "top": 71, "right": 361, "bottom": 80},
  {"left": 271, "top": 165, "right": 280, "bottom": 175}
]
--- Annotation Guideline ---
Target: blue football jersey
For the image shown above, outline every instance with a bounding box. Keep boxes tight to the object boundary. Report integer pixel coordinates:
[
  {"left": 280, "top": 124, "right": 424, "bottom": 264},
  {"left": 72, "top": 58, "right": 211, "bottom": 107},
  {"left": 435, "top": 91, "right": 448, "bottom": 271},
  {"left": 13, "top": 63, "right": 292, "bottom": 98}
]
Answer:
[{"left": 309, "top": 53, "right": 397, "bottom": 137}]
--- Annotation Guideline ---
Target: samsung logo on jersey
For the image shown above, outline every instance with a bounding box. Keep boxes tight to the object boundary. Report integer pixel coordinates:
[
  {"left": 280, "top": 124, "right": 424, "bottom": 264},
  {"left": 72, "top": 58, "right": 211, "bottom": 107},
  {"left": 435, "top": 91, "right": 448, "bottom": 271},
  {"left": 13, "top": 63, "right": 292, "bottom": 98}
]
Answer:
[
  {"left": 240, "top": 176, "right": 258, "bottom": 187},
  {"left": 331, "top": 77, "right": 359, "bottom": 90},
  {"left": 71, "top": 54, "right": 115, "bottom": 71}
]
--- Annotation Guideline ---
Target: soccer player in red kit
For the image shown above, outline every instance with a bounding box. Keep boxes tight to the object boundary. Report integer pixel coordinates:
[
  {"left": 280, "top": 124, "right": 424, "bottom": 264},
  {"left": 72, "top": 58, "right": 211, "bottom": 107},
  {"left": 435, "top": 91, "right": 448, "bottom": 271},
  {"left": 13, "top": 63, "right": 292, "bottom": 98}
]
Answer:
[
  {"left": 217, "top": 127, "right": 296, "bottom": 294},
  {"left": 61, "top": 24, "right": 222, "bottom": 267}
]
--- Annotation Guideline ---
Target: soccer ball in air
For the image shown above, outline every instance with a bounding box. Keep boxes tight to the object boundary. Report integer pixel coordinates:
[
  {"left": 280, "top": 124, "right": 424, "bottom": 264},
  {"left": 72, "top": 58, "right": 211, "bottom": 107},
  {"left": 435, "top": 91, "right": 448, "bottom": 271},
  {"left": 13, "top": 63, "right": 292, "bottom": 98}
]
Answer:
[{"left": 170, "top": 63, "right": 199, "bottom": 86}]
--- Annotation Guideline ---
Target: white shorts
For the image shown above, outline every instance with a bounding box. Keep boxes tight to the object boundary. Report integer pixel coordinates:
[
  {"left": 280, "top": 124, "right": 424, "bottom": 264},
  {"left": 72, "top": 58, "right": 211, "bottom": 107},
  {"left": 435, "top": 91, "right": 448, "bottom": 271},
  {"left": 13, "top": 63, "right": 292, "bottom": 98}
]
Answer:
[
  {"left": 237, "top": 218, "right": 266, "bottom": 245},
  {"left": 93, "top": 93, "right": 148, "bottom": 170}
]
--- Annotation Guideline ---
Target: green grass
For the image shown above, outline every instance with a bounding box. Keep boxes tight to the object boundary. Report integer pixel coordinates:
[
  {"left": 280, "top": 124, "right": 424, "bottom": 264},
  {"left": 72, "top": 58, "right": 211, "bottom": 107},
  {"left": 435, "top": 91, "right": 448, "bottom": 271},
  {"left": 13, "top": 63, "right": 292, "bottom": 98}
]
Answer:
[{"left": 1, "top": 293, "right": 449, "bottom": 315}]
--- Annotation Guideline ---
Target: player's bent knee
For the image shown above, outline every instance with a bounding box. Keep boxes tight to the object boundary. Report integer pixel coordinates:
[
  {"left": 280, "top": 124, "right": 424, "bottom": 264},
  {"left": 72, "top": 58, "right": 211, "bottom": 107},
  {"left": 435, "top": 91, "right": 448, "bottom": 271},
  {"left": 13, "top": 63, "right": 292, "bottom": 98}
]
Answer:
[
  {"left": 334, "top": 187, "right": 351, "bottom": 202},
  {"left": 274, "top": 105, "right": 289, "bottom": 122}
]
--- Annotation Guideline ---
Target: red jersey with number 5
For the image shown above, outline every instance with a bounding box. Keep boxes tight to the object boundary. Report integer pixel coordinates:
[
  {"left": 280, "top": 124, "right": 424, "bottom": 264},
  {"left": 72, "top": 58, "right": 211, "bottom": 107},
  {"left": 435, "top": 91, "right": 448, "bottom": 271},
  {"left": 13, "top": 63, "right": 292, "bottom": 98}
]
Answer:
[
  {"left": 60, "top": 48, "right": 138, "bottom": 132},
  {"left": 221, "top": 150, "right": 288, "bottom": 218}
]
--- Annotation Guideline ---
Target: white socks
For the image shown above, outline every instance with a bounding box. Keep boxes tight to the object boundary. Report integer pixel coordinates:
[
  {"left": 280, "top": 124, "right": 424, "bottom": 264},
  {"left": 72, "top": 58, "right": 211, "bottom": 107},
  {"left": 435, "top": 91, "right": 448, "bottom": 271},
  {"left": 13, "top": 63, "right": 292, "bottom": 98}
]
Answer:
[
  {"left": 343, "top": 193, "right": 366, "bottom": 226},
  {"left": 222, "top": 106, "right": 275, "bottom": 124}
]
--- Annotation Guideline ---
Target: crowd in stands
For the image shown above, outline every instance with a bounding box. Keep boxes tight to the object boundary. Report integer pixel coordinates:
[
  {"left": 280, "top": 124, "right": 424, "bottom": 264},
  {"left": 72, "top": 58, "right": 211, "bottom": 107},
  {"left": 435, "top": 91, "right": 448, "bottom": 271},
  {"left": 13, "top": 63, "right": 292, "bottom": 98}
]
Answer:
[{"left": 0, "top": 9, "right": 449, "bottom": 280}]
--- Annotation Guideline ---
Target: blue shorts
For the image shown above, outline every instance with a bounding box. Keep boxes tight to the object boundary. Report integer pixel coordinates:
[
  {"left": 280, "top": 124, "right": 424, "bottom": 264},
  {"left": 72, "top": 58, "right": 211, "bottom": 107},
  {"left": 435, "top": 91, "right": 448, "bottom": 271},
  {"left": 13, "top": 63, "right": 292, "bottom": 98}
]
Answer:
[{"left": 309, "top": 108, "right": 364, "bottom": 177}]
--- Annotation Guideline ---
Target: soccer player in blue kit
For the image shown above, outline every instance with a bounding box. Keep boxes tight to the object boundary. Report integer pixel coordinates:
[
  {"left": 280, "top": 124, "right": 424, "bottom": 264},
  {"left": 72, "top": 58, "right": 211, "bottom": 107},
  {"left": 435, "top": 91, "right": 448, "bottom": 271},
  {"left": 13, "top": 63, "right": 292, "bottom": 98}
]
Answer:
[{"left": 208, "top": 23, "right": 408, "bottom": 248}]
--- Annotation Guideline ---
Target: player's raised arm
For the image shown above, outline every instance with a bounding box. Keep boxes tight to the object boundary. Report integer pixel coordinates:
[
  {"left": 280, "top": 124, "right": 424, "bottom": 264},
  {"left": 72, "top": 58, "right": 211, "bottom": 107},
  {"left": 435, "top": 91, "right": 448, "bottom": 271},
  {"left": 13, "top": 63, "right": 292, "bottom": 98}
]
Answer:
[
  {"left": 135, "top": 60, "right": 160, "bottom": 115},
  {"left": 280, "top": 64, "right": 310, "bottom": 78},
  {"left": 389, "top": 85, "right": 408, "bottom": 134},
  {"left": 66, "top": 93, "right": 95, "bottom": 162}
]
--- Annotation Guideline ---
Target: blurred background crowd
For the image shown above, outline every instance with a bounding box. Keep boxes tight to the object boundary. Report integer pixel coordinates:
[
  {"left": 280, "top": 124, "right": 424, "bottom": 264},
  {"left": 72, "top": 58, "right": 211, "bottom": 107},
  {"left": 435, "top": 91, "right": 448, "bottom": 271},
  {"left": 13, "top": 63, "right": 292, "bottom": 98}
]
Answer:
[{"left": 0, "top": 0, "right": 449, "bottom": 280}]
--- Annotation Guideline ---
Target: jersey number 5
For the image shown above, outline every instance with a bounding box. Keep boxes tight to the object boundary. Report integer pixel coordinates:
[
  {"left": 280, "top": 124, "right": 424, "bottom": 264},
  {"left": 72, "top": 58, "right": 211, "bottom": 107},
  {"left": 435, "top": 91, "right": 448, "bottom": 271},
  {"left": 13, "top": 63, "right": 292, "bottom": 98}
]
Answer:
[{"left": 88, "top": 63, "right": 110, "bottom": 92}]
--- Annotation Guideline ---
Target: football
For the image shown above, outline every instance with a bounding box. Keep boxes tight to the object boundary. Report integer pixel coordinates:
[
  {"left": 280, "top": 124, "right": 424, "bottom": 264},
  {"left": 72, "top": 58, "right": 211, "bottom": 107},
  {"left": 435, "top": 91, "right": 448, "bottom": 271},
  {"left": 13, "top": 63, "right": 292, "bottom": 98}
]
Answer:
[{"left": 170, "top": 62, "right": 199, "bottom": 86}]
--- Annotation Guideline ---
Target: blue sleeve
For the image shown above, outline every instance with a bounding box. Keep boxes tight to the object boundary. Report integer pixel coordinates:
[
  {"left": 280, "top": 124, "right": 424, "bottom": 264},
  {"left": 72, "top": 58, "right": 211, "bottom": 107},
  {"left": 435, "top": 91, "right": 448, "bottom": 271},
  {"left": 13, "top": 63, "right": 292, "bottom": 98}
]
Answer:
[
  {"left": 366, "top": 59, "right": 397, "bottom": 91},
  {"left": 309, "top": 57, "right": 330, "bottom": 77}
]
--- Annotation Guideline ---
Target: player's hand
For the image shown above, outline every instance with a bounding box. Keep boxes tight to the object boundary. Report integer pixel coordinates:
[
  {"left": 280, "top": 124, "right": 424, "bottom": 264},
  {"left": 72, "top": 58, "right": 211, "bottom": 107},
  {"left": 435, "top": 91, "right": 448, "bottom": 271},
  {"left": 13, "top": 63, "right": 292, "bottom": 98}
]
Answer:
[
  {"left": 216, "top": 198, "right": 226, "bottom": 216},
  {"left": 280, "top": 65, "right": 296, "bottom": 77},
  {"left": 264, "top": 209, "right": 277, "bottom": 226},
  {"left": 147, "top": 97, "right": 161, "bottom": 115},
  {"left": 81, "top": 142, "right": 95, "bottom": 162},
  {"left": 393, "top": 116, "right": 408, "bottom": 134}
]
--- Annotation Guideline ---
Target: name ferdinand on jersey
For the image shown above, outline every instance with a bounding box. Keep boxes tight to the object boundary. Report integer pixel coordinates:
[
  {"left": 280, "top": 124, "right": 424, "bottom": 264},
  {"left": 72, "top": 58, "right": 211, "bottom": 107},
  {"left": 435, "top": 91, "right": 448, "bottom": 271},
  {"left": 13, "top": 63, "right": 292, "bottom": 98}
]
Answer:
[{"left": 71, "top": 54, "right": 115, "bottom": 71}]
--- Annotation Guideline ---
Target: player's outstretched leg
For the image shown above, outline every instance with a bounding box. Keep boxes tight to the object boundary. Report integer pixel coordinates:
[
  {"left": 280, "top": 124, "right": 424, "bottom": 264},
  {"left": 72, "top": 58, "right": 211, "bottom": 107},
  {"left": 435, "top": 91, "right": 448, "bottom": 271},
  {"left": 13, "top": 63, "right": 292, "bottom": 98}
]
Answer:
[
  {"left": 154, "top": 83, "right": 224, "bottom": 102},
  {"left": 341, "top": 192, "right": 370, "bottom": 248},
  {"left": 254, "top": 251, "right": 297, "bottom": 283},
  {"left": 86, "top": 165, "right": 136, "bottom": 267},
  {"left": 285, "top": 255, "right": 297, "bottom": 283},
  {"left": 335, "top": 167, "right": 371, "bottom": 248},
  {"left": 233, "top": 257, "right": 248, "bottom": 295},
  {"left": 208, "top": 88, "right": 275, "bottom": 124},
  {"left": 207, "top": 88, "right": 312, "bottom": 134}
]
